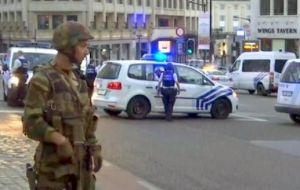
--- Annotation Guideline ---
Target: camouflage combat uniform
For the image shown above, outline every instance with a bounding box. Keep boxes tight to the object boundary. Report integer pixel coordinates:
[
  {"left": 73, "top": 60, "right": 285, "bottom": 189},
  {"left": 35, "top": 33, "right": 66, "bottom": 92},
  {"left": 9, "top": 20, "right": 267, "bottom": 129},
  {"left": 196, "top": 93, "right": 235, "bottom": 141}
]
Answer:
[{"left": 23, "top": 21, "right": 101, "bottom": 190}]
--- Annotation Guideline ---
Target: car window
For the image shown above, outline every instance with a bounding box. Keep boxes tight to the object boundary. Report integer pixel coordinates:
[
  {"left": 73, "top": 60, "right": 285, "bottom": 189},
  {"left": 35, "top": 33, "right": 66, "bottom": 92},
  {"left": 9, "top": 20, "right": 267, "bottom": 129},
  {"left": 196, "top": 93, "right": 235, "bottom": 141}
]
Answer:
[
  {"left": 231, "top": 60, "right": 240, "bottom": 72},
  {"left": 242, "top": 59, "right": 270, "bottom": 72},
  {"left": 128, "top": 64, "right": 145, "bottom": 80},
  {"left": 274, "top": 59, "right": 288, "bottom": 73},
  {"left": 145, "top": 64, "right": 154, "bottom": 81},
  {"left": 281, "top": 61, "right": 300, "bottom": 83},
  {"left": 176, "top": 65, "right": 212, "bottom": 85},
  {"left": 98, "top": 62, "right": 121, "bottom": 79},
  {"left": 12, "top": 52, "right": 56, "bottom": 71}
]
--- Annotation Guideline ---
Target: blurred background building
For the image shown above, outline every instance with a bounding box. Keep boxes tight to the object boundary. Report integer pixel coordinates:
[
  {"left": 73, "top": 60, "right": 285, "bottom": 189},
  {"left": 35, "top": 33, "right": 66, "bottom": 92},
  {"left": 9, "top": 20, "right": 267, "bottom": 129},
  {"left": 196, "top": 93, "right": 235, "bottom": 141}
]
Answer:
[
  {"left": 251, "top": 0, "right": 299, "bottom": 57},
  {"left": 0, "top": 0, "right": 203, "bottom": 61}
]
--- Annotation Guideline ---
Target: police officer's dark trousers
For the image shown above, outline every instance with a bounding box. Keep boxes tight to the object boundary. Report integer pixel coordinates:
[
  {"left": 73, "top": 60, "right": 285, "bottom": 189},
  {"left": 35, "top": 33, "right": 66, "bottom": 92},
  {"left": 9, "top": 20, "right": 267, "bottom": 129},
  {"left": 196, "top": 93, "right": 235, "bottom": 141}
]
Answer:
[{"left": 161, "top": 87, "right": 177, "bottom": 120}]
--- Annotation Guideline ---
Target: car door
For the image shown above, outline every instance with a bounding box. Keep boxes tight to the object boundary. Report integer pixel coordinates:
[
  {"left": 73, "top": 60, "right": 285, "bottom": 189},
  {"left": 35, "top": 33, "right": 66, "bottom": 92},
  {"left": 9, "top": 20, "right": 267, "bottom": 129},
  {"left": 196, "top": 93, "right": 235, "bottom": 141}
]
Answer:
[
  {"left": 229, "top": 60, "right": 241, "bottom": 89},
  {"left": 174, "top": 65, "right": 214, "bottom": 112}
]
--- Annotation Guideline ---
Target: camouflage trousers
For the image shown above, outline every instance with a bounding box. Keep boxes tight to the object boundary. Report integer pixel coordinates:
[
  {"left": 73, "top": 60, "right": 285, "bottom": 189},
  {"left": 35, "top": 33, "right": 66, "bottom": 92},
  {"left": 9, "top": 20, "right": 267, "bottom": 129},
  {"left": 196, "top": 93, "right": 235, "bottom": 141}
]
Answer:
[
  {"left": 36, "top": 173, "right": 76, "bottom": 190},
  {"left": 36, "top": 172, "right": 95, "bottom": 190}
]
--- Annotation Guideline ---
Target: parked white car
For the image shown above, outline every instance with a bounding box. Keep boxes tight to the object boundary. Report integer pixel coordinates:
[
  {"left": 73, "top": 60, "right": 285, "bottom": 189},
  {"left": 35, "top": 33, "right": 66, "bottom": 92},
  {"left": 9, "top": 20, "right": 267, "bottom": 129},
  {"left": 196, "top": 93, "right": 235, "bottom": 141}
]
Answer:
[
  {"left": 203, "top": 68, "right": 234, "bottom": 88},
  {"left": 92, "top": 60, "right": 238, "bottom": 119}
]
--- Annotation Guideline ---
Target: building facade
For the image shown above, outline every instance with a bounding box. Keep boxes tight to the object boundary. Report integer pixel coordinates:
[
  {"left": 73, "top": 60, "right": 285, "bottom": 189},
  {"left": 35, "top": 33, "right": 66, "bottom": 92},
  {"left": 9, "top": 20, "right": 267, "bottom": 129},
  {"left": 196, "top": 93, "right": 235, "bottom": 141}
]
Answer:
[
  {"left": 212, "top": 0, "right": 251, "bottom": 35},
  {"left": 251, "top": 0, "right": 299, "bottom": 57},
  {"left": 0, "top": 0, "right": 207, "bottom": 60}
]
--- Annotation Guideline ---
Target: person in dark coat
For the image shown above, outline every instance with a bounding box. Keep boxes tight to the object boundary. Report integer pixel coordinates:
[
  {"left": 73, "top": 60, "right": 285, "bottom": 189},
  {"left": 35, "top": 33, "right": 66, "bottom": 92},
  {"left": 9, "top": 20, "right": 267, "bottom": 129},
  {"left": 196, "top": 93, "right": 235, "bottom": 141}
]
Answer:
[{"left": 85, "top": 59, "right": 97, "bottom": 98}]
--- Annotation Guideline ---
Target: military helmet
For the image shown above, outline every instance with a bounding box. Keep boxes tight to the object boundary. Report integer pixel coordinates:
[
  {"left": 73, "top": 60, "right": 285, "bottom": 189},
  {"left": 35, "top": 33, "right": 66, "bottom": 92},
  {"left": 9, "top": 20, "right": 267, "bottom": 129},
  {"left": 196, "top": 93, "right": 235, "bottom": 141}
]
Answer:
[{"left": 52, "top": 21, "right": 93, "bottom": 52}]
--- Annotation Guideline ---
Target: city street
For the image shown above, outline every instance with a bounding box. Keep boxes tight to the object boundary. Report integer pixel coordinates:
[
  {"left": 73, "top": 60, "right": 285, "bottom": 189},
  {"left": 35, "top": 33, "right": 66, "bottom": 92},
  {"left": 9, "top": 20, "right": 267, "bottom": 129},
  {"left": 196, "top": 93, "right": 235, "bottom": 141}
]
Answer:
[{"left": 1, "top": 81, "right": 300, "bottom": 190}]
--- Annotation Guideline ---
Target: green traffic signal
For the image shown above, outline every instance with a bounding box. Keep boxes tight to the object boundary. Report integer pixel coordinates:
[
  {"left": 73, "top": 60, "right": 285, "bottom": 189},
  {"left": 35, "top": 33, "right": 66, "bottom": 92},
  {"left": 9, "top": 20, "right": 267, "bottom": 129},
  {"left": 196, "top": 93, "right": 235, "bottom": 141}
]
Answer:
[{"left": 186, "top": 49, "right": 193, "bottom": 55}]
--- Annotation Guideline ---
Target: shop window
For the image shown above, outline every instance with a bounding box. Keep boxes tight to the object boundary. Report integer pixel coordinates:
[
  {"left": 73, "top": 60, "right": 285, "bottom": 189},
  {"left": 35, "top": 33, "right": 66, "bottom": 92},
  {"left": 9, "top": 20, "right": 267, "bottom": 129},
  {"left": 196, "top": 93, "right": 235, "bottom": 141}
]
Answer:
[
  {"left": 158, "top": 18, "right": 169, "bottom": 27},
  {"left": 67, "top": 15, "right": 77, "bottom": 21},
  {"left": 52, "top": 15, "right": 63, "bottom": 29},
  {"left": 137, "top": 0, "right": 141, "bottom": 6},
  {"left": 37, "top": 15, "right": 49, "bottom": 30},
  {"left": 261, "top": 39, "right": 272, "bottom": 51},
  {"left": 286, "top": 39, "right": 299, "bottom": 57},
  {"left": 260, "top": 0, "right": 270, "bottom": 15},
  {"left": 274, "top": 0, "right": 284, "bottom": 15},
  {"left": 288, "top": 0, "right": 297, "bottom": 15}
]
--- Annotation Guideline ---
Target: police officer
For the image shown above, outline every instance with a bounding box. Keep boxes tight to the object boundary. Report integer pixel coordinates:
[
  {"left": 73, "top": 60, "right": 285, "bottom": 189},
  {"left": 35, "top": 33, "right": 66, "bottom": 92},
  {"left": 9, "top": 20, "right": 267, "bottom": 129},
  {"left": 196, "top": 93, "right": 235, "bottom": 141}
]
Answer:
[
  {"left": 157, "top": 63, "right": 180, "bottom": 121},
  {"left": 13, "top": 50, "right": 29, "bottom": 104},
  {"left": 85, "top": 59, "right": 97, "bottom": 98},
  {"left": 23, "top": 21, "right": 102, "bottom": 190}
]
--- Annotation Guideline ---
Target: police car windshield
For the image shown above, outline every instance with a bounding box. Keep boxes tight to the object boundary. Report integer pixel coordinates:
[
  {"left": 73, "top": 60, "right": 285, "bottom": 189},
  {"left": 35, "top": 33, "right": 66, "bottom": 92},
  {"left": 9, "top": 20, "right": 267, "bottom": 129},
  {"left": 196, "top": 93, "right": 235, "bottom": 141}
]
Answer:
[
  {"left": 12, "top": 52, "right": 56, "bottom": 71},
  {"left": 281, "top": 61, "right": 300, "bottom": 83},
  {"left": 97, "top": 62, "right": 121, "bottom": 79}
]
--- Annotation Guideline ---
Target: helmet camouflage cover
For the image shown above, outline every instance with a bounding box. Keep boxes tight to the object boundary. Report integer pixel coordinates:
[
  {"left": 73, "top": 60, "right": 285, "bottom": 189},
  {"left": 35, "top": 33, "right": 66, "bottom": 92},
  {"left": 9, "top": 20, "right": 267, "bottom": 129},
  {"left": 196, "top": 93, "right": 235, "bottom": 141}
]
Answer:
[{"left": 52, "top": 21, "right": 93, "bottom": 52}]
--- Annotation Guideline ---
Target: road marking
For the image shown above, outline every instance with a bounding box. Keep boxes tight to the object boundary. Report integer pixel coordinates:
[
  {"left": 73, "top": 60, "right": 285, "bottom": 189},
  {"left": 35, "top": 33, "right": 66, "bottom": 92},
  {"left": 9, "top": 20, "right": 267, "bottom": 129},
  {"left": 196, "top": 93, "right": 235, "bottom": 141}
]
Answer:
[
  {"left": 0, "top": 110, "right": 23, "bottom": 114},
  {"left": 137, "top": 180, "right": 163, "bottom": 190},
  {"left": 232, "top": 113, "right": 268, "bottom": 122}
]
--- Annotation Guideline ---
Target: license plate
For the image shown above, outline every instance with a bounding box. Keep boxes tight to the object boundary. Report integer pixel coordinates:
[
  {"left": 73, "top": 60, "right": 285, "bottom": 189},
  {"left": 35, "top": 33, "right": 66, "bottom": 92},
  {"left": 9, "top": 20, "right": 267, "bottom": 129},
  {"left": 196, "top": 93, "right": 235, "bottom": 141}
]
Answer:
[
  {"left": 282, "top": 91, "right": 293, "bottom": 97},
  {"left": 97, "top": 89, "right": 106, "bottom": 95}
]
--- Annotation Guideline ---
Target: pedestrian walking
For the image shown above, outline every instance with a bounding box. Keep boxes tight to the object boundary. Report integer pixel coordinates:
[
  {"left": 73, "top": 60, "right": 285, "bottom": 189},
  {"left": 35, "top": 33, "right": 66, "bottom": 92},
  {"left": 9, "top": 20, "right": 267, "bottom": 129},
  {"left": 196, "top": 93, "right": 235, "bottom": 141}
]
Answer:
[
  {"left": 13, "top": 50, "right": 29, "bottom": 105},
  {"left": 22, "top": 21, "right": 102, "bottom": 190},
  {"left": 85, "top": 59, "right": 97, "bottom": 98},
  {"left": 157, "top": 62, "right": 180, "bottom": 121}
]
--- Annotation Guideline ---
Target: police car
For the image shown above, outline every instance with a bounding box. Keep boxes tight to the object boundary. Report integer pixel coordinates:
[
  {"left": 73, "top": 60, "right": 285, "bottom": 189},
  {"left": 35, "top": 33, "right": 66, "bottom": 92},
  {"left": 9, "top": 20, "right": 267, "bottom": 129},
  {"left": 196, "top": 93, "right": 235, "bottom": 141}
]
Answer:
[
  {"left": 92, "top": 60, "right": 238, "bottom": 119},
  {"left": 275, "top": 59, "right": 300, "bottom": 123}
]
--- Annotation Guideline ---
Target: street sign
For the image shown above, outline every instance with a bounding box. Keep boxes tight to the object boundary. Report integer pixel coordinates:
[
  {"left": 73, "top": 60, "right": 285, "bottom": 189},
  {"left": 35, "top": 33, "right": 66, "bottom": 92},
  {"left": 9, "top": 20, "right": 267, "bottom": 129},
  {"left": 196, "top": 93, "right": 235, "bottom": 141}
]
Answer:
[{"left": 176, "top": 27, "right": 185, "bottom": 37}]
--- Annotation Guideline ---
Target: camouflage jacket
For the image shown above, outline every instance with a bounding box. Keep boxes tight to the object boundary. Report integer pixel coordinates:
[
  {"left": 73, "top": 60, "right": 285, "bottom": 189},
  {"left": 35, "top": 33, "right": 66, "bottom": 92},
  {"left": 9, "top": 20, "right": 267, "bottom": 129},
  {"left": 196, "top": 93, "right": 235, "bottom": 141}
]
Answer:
[{"left": 23, "top": 63, "right": 97, "bottom": 176}]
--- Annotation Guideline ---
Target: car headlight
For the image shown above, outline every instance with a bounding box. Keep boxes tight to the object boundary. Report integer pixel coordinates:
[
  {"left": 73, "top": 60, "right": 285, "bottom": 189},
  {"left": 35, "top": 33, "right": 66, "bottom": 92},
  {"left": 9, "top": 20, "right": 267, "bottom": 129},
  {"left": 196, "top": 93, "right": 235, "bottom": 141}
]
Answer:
[{"left": 10, "top": 76, "right": 19, "bottom": 86}]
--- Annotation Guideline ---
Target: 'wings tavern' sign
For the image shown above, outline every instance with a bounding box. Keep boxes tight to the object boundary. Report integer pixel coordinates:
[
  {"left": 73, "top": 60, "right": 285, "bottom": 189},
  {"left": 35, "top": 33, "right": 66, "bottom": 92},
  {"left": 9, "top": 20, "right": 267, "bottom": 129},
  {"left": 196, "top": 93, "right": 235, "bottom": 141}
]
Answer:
[{"left": 257, "top": 28, "right": 297, "bottom": 34}]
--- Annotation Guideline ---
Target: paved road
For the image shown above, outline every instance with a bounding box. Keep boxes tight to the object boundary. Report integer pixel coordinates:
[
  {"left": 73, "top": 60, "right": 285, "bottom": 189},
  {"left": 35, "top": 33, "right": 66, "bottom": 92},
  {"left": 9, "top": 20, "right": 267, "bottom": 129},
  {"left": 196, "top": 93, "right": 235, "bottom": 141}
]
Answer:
[{"left": 95, "top": 91, "right": 300, "bottom": 190}]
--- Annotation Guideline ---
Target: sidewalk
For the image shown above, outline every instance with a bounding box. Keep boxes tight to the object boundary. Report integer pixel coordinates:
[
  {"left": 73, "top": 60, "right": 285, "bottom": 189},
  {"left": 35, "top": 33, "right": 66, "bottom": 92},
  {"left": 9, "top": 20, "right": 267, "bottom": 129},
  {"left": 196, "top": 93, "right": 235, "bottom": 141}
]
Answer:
[{"left": 0, "top": 111, "right": 161, "bottom": 190}]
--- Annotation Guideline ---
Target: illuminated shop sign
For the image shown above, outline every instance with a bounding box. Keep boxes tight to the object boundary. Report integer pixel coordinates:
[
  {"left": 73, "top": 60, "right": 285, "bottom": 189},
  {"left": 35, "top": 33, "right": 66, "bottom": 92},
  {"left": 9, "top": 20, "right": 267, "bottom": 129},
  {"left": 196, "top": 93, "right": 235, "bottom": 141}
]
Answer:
[{"left": 158, "top": 40, "right": 171, "bottom": 53}]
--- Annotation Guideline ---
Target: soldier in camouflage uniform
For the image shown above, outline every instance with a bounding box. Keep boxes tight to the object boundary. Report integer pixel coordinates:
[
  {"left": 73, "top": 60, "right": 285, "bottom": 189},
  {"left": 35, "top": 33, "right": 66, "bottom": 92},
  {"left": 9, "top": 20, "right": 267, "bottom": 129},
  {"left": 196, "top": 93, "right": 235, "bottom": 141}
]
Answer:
[{"left": 23, "top": 21, "right": 102, "bottom": 190}]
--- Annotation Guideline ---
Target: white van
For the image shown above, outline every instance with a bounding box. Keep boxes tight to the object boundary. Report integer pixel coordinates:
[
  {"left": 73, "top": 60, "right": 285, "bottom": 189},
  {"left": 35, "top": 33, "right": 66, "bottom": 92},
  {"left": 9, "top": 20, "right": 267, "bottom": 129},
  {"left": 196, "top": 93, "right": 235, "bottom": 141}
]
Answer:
[
  {"left": 3, "top": 47, "right": 57, "bottom": 106},
  {"left": 275, "top": 59, "right": 300, "bottom": 123},
  {"left": 228, "top": 51, "right": 296, "bottom": 96}
]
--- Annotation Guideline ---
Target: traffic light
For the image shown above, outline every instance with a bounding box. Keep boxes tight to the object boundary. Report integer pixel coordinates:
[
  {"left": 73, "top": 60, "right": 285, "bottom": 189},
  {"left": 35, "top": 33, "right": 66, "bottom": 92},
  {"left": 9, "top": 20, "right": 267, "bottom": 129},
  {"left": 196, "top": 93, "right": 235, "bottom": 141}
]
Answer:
[{"left": 186, "top": 39, "right": 195, "bottom": 55}]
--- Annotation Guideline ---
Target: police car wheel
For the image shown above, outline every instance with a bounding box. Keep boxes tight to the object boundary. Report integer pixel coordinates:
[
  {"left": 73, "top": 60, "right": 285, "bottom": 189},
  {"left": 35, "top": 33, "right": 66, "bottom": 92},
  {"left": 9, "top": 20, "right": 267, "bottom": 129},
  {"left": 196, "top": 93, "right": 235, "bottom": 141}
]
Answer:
[
  {"left": 127, "top": 96, "right": 150, "bottom": 119},
  {"left": 256, "top": 84, "right": 268, "bottom": 96},
  {"left": 103, "top": 109, "right": 122, "bottom": 116},
  {"left": 289, "top": 114, "right": 300, "bottom": 124},
  {"left": 210, "top": 98, "right": 230, "bottom": 119}
]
